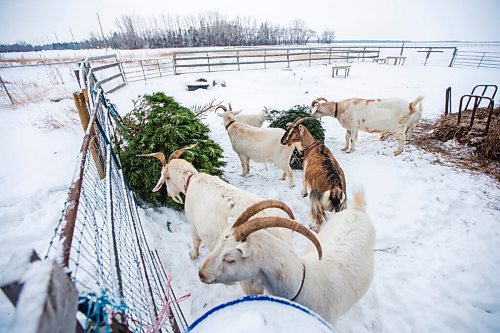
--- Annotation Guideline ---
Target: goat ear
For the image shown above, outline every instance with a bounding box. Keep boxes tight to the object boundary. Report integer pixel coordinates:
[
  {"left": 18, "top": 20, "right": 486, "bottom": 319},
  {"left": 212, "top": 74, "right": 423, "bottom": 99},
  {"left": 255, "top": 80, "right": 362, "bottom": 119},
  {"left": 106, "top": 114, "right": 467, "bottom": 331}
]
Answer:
[
  {"left": 232, "top": 109, "right": 243, "bottom": 115},
  {"left": 236, "top": 242, "right": 250, "bottom": 258},
  {"left": 216, "top": 110, "right": 225, "bottom": 117},
  {"left": 152, "top": 176, "right": 165, "bottom": 192}
]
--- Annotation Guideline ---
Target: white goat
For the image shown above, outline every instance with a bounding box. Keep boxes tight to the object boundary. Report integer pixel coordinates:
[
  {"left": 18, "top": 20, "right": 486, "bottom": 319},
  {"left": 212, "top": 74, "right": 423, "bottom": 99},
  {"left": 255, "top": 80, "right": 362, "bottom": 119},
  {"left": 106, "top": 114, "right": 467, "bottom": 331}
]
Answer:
[
  {"left": 235, "top": 107, "right": 272, "bottom": 127},
  {"left": 310, "top": 96, "right": 424, "bottom": 155},
  {"left": 199, "top": 190, "right": 375, "bottom": 324},
  {"left": 216, "top": 104, "right": 296, "bottom": 188},
  {"left": 139, "top": 145, "right": 294, "bottom": 295}
]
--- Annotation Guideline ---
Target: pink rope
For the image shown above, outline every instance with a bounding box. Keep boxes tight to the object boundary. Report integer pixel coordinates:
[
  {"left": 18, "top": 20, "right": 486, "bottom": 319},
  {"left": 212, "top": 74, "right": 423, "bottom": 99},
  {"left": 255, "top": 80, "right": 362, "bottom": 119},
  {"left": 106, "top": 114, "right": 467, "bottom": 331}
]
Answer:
[{"left": 148, "top": 274, "right": 191, "bottom": 333}]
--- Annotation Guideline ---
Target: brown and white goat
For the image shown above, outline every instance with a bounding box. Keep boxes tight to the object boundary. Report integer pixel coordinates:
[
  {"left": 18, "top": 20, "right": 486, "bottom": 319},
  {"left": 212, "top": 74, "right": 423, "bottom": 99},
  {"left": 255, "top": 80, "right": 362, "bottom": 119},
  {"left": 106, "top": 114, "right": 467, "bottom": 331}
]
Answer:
[
  {"left": 310, "top": 96, "right": 424, "bottom": 155},
  {"left": 281, "top": 117, "right": 347, "bottom": 232}
]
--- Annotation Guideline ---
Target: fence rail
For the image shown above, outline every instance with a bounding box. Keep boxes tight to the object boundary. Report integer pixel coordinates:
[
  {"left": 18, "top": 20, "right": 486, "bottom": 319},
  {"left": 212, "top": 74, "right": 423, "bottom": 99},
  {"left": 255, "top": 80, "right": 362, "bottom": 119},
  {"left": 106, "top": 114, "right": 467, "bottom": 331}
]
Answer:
[
  {"left": 452, "top": 51, "right": 500, "bottom": 69},
  {"left": 46, "top": 55, "right": 187, "bottom": 332},
  {"left": 121, "top": 58, "right": 174, "bottom": 82}
]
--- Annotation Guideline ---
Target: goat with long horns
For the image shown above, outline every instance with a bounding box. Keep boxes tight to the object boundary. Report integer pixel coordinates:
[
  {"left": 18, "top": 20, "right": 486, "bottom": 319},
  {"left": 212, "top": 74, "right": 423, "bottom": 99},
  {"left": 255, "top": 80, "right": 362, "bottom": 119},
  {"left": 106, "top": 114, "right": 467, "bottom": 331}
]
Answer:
[
  {"left": 139, "top": 143, "right": 295, "bottom": 296},
  {"left": 199, "top": 191, "right": 375, "bottom": 324}
]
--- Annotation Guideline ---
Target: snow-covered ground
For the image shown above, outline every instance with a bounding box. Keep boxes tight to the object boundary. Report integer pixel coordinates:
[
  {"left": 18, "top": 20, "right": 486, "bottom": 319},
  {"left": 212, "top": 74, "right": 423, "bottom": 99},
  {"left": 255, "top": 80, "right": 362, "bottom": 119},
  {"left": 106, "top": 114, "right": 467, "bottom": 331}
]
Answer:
[{"left": 0, "top": 54, "right": 499, "bottom": 332}]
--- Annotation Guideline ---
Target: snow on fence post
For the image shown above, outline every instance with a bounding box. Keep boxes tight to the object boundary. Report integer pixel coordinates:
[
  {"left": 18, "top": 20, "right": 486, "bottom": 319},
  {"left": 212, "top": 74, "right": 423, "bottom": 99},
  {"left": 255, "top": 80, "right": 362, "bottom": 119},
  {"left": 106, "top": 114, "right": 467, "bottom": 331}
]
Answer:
[
  {"left": 1, "top": 250, "right": 79, "bottom": 333},
  {"left": 14, "top": 260, "right": 79, "bottom": 333}
]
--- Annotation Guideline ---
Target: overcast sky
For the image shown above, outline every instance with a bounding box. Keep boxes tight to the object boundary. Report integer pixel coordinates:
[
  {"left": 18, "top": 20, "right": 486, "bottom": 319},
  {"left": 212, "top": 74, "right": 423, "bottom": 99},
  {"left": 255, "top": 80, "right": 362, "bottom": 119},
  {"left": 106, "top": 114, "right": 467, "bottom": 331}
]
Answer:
[{"left": 0, "top": 0, "right": 499, "bottom": 44}]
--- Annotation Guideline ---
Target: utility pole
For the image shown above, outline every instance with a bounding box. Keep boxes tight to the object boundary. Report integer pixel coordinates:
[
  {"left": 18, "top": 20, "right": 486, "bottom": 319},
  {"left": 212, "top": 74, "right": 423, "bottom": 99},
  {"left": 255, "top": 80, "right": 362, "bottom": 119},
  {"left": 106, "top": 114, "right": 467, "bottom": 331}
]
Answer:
[
  {"left": 70, "top": 27, "right": 76, "bottom": 44},
  {"left": 96, "top": 12, "right": 108, "bottom": 49}
]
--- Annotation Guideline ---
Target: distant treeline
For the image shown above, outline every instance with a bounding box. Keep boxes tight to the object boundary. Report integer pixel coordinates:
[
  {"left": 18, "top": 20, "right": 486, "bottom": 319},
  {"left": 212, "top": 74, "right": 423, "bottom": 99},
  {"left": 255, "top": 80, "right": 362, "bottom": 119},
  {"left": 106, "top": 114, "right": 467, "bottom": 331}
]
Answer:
[
  {"left": 0, "top": 41, "right": 100, "bottom": 53},
  {"left": 0, "top": 12, "right": 336, "bottom": 52}
]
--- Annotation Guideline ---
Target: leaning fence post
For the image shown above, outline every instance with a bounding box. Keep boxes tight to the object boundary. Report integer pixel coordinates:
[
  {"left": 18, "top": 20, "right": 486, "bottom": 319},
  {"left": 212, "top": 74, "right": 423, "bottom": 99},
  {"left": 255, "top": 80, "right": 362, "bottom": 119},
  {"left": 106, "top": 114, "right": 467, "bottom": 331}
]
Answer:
[
  {"left": 0, "top": 75, "right": 14, "bottom": 105},
  {"left": 72, "top": 91, "right": 105, "bottom": 180},
  {"left": 478, "top": 52, "right": 485, "bottom": 69},
  {"left": 448, "top": 48, "right": 457, "bottom": 67},
  {"left": 73, "top": 91, "right": 90, "bottom": 131}
]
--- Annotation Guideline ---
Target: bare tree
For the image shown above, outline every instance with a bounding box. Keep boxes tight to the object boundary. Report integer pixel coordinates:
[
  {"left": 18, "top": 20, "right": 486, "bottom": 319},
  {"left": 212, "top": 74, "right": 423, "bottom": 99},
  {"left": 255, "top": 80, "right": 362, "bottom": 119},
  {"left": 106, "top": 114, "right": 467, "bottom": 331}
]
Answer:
[{"left": 321, "top": 29, "right": 336, "bottom": 44}]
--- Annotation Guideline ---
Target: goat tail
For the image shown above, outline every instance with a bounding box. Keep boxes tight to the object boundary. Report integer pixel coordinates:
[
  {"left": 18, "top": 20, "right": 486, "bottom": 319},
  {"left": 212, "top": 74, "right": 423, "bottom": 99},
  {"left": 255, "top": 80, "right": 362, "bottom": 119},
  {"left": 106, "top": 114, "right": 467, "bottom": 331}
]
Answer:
[
  {"left": 350, "top": 188, "right": 366, "bottom": 212},
  {"left": 329, "top": 188, "right": 347, "bottom": 213},
  {"left": 410, "top": 95, "right": 425, "bottom": 112},
  {"left": 310, "top": 191, "right": 328, "bottom": 225}
]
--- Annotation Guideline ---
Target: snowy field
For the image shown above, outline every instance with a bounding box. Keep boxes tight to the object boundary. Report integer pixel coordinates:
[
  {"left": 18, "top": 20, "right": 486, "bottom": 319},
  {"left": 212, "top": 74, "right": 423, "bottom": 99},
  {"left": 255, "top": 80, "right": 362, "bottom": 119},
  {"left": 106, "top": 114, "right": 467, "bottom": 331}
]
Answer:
[{"left": 0, "top": 53, "right": 499, "bottom": 332}]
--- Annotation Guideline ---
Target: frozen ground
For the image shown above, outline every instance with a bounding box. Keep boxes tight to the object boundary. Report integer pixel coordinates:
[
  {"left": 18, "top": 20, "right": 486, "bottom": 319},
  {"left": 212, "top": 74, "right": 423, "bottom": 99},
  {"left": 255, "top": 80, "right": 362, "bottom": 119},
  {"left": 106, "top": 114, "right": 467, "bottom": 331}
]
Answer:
[{"left": 0, "top": 57, "right": 499, "bottom": 332}]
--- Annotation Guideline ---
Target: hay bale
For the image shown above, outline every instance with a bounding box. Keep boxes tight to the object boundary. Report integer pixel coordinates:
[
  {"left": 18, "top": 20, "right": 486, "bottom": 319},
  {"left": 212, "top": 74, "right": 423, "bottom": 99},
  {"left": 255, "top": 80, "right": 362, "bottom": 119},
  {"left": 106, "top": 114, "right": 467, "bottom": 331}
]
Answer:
[{"left": 477, "top": 130, "right": 500, "bottom": 161}]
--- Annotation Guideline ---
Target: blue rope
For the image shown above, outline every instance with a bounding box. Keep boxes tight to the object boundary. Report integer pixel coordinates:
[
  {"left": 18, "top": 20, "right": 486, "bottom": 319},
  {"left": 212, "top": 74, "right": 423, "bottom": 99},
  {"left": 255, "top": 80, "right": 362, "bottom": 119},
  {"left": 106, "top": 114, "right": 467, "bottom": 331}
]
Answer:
[
  {"left": 78, "top": 288, "right": 131, "bottom": 332},
  {"left": 98, "top": 89, "right": 124, "bottom": 125}
]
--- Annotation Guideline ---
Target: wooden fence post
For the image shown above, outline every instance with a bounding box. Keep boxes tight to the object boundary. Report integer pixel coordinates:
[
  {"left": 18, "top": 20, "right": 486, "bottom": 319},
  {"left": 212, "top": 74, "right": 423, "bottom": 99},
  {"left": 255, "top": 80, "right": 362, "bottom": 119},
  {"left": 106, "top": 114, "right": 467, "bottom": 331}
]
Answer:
[
  {"left": 0, "top": 75, "right": 14, "bottom": 105},
  {"left": 1, "top": 250, "right": 80, "bottom": 333},
  {"left": 73, "top": 92, "right": 90, "bottom": 131},
  {"left": 140, "top": 60, "right": 147, "bottom": 81},
  {"left": 157, "top": 59, "right": 162, "bottom": 77},
  {"left": 173, "top": 53, "right": 178, "bottom": 75},
  {"left": 72, "top": 91, "right": 105, "bottom": 180}
]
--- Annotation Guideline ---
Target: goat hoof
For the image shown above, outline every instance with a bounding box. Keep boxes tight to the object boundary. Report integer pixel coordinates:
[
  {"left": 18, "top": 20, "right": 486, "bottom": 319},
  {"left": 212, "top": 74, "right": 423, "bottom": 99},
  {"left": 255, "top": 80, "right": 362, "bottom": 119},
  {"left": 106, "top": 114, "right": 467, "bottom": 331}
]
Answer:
[
  {"left": 394, "top": 150, "right": 402, "bottom": 156},
  {"left": 189, "top": 250, "right": 199, "bottom": 260}
]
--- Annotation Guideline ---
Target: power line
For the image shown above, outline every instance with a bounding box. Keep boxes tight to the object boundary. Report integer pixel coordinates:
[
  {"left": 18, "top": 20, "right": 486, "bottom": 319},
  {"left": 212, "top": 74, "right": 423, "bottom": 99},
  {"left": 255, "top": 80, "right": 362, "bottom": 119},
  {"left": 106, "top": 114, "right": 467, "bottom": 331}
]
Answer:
[{"left": 96, "top": 12, "right": 108, "bottom": 49}]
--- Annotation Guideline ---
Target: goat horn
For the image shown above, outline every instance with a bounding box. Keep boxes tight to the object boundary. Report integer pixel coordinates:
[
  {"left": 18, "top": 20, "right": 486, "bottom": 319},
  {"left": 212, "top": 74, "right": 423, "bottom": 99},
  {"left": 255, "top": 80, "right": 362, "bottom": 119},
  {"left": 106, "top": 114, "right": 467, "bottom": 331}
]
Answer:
[
  {"left": 137, "top": 152, "right": 167, "bottom": 166},
  {"left": 234, "top": 216, "right": 323, "bottom": 260},
  {"left": 168, "top": 143, "right": 197, "bottom": 162},
  {"left": 215, "top": 105, "right": 228, "bottom": 112},
  {"left": 232, "top": 200, "right": 295, "bottom": 228},
  {"left": 316, "top": 97, "right": 328, "bottom": 103},
  {"left": 228, "top": 103, "right": 233, "bottom": 111},
  {"left": 292, "top": 116, "right": 316, "bottom": 126}
]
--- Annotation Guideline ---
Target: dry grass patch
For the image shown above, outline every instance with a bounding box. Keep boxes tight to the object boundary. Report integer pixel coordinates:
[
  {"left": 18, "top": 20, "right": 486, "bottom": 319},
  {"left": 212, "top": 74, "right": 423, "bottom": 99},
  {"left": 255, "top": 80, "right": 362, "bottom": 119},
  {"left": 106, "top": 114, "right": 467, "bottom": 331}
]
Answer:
[{"left": 410, "top": 107, "right": 499, "bottom": 181}]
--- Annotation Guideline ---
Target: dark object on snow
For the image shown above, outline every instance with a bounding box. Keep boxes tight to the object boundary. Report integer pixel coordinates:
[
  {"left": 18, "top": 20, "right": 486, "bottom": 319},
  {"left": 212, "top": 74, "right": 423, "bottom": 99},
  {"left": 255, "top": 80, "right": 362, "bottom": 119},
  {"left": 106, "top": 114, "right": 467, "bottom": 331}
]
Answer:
[
  {"left": 187, "top": 82, "right": 210, "bottom": 91},
  {"left": 213, "top": 79, "right": 226, "bottom": 87},
  {"left": 269, "top": 105, "right": 325, "bottom": 169}
]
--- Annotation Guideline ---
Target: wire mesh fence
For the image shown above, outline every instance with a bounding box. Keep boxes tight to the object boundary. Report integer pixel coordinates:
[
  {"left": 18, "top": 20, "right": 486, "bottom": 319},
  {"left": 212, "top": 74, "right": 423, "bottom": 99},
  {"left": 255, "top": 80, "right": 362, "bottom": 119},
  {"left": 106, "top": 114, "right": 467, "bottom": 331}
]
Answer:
[{"left": 46, "top": 55, "right": 187, "bottom": 332}]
